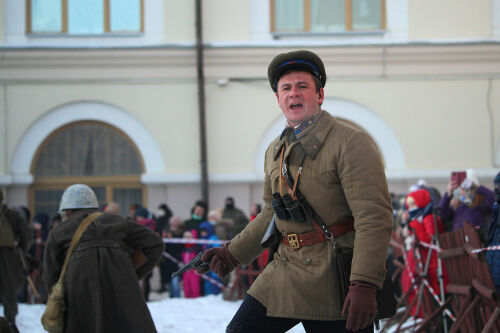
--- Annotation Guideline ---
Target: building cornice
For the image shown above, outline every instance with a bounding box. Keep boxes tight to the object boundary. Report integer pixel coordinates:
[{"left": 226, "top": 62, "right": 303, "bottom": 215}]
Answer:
[
  {"left": 0, "top": 42, "right": 499, "bottom": 82},
  {"left": 3, "top": 168, "right": 498, "bottom": 186}
]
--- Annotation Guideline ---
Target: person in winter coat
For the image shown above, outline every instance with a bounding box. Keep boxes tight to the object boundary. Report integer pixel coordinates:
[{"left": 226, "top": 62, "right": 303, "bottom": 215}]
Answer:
[
  {"left": 223, "top": 197, "right": 249, "bottom": 237},
  {"left": 0, "top": 190, "right": 32, "bottom": 333},
  {"left": 134, "top": 207, "right": 157, "bottom": 301},
  {"left": 197, "top": 50, "right": 393, "bottom": 333},
  {"left": 155, "top": 203, "right": 173, "bottom": 293},
  {"left": 30, "top": 212, "right": 50, "bottom": 261},
  {"left": 184, "top": 202, "right": 206, "bottom": 234},
  {"left": 181, "top": 229, "right": 201, "bottom": 298},
  {"left": 43, "top": 184, "right": 163, "bottom": 333},
  {"left": 439, "top": 169, "right": 495, "bottom": 233},
  {"left": 155, "top": 203, "right": 172, "bottom": 235},
  {"left": 208, "top": 208, "right": 233, "bottom": 241},
  {"left": 486, "top": 171, "right": 500, "bottom": 294},
  {"left": 164, "top": 216, "right": 185, "bottom": 298},
  {"left": 401, "top": 189, "right": 449, "bottom": 317},
  {"left": 249, "top": 203, "right": 262, "bottom": 221},
  {"left": 199, "top": 221, "right": 223, "bottom": 295},
  {"left": 249, "top": 204, "right": 269, "bottom": 270},
  {"left": 50, "top": 214, "right": 62, "bottom": 231}
]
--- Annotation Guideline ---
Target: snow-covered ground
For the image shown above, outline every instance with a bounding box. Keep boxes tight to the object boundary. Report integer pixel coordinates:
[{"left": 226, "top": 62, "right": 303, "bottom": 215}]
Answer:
[
  {"left": 6, "top": 294, "right": 307, "bottom": 333},
  {"left": 3, "top": 294, "right": 413, "bottom": 333}
]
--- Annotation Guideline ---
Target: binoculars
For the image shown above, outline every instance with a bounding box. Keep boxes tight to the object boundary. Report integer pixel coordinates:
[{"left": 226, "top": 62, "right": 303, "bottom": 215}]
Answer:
[{"left": 271, "top": 192, "right": 307, "bottom": 223}]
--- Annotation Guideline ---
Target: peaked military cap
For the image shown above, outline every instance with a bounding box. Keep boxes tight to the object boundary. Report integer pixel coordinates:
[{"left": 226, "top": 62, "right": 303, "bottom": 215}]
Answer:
[{"left": 268, "top": 50, "right": 326, "bottom": 92}]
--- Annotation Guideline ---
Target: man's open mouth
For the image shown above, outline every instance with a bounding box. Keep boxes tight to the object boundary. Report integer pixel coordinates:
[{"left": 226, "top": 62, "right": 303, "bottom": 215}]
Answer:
[{"left": 290, "top": 103, "right": 303, "bottom": 110}]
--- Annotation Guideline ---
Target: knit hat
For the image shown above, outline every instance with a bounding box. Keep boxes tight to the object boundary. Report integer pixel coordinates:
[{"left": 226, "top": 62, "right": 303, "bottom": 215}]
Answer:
[
  {"left": 406, "top": 189, "right": 431, "bottom": 209},
  {"left": 461, "top": 169, "right": 479, "bottom": 190},
  {"left": 134, "top": 207, "right": 149, "bottom": 219}
]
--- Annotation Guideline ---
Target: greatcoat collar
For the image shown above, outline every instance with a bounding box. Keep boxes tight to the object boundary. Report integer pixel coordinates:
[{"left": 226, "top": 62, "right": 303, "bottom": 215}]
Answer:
[{"left": 273, "top": 110, "right": 335, "bottom": 161}]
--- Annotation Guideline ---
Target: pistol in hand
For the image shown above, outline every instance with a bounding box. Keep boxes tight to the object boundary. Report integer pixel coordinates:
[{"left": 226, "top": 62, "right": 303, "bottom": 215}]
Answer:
[{"left": 171, "top": 252, "right": 209, "bottom": 278}]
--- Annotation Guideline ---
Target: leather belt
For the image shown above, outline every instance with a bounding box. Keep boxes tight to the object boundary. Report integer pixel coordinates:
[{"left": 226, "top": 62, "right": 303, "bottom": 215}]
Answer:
[
  {"left": 76, "top": 240, "right": 123, "bottom": 252},
  {"left": 282, "top": 218, "right": 354, "bottom": 250}
]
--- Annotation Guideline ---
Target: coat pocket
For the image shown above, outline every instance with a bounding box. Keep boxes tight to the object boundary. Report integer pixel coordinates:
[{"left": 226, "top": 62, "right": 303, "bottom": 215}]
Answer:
[
  {"left": 319, "top": 167, "right": 340, "bottom": 186},
  {"left": 269, "top": 166, "right": 281, "bottom": 194}
]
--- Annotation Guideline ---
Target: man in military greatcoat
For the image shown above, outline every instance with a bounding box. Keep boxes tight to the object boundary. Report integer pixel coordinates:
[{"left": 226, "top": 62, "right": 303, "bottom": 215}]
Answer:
[
  {"left": 0, "top": 190, "right": 32, "bottom": 333},
  {"left": 198, "top": 50, "right": 393, "bottom": 332},
  {"left": 43, "top": 184, "right": 163, "bottom": 333}
]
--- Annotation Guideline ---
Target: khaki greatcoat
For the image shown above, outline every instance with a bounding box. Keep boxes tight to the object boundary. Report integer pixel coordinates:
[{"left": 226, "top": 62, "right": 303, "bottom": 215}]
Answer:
[{"left": 228, "top": 110, "right": 393, "bottom": 321}]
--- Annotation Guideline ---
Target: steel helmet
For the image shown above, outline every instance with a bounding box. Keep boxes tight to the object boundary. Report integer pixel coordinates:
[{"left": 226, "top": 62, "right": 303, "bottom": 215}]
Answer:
[{"left": 59, "top": 184, "right": 99, "bottom": 213}]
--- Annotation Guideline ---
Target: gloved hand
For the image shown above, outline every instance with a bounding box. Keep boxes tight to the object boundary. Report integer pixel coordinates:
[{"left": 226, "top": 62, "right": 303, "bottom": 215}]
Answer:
[
  {"left": 196, "top": 243, "right": 239, "bottom": 278},
  {"left": 341, "top": 280, "right": 377, "bottom": 331}
]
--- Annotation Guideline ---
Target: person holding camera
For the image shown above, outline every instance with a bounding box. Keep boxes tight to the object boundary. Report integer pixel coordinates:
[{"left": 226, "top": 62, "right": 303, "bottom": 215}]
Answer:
[
  {"left": 439, "top": 169, "right": 494, "bottom": 233},
  {"left": 197, "top": 50, "right": 393, "bottom": 332}
]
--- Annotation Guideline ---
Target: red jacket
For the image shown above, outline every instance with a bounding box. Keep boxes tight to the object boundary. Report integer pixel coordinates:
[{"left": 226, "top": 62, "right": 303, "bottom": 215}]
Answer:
[{"left": 402, "top": 189, "right": 449, "bottom": 316}]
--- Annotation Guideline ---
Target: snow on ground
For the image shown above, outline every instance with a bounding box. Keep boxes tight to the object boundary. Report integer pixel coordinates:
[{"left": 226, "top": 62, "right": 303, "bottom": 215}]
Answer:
[
  {"left": 5, "top": 294, "right": 411, "bottom": 332},
  {"left": 6, "top": 294, "right": 306, "bottom": 333}
]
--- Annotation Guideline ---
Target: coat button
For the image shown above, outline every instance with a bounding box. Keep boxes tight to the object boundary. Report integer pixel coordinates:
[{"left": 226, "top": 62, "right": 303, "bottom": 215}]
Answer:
[
  {"left": 305, "top": 258, "right": 312, "bottom": 265},
  {"left": 281, "top": 257, "right": 287, "bottom": 262}
]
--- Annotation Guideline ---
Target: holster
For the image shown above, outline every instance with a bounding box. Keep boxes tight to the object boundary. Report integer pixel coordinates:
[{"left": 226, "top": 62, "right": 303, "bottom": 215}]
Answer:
[
  {"left": 336, "top": 248, "right": 353, "bottom": 307},
  {"left": 260, "top": 215, "right": 282, "bottom": 263},
  {"left": 336, "top": 248, "right": 396, "bottom": 320}
]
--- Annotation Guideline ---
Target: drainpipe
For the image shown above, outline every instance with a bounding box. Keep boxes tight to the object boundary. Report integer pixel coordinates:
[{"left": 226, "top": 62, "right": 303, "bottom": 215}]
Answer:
[
  {"left": 487, "top": 79, "right": 499, "bottom": 167},
  {"left": 195, "top": 0, "right": 209, "bottom": 206}
]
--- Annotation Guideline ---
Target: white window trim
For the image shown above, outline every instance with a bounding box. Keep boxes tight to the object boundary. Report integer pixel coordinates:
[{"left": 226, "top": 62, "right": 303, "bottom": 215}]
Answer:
[
  {"left": 250, "top": 0, "right": 408, "bottom": 42},
  {"left": 4, "top": 0, "right": 164, "bottom": 47}
]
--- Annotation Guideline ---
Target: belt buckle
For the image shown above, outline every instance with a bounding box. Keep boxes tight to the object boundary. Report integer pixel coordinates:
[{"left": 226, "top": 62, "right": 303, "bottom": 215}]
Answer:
[{"left": 287, "top": 234, "right": 300, "bottom": 250}]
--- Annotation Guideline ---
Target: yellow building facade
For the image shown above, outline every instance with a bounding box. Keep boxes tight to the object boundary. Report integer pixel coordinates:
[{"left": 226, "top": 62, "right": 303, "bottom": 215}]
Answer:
[{"left": 1, "top": 0, "right": 499, "bottom": 218}]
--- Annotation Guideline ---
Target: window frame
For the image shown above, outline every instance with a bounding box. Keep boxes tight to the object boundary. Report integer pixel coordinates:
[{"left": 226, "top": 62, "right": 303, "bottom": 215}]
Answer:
[
  {"left": 26, "top": 0, "right": 144, "bottom": 35},
  {"left": 31, "top": 120, "right": 145, "bottom": 177},
  {"left": 29, "top": 120, "right": 146, "bottom": 217},
  {"left": 270, "top": 0, "right": 386, "bottom": 34},
  {"left": 29, "top": 183, "right": 147, "bottom": 218}
]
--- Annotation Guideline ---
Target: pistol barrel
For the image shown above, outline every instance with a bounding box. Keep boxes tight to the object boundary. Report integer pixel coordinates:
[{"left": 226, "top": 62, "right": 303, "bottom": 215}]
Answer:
[{"left": 171, "top": 252, "right": 209, "bottom": 278}]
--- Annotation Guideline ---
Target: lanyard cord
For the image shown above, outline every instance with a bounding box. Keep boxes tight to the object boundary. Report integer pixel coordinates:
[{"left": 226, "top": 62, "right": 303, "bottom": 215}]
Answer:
[
  {"left": 279, "top": 144, "right": 307, "bottom": 199},
  {"left": 280, "top": 149, "right": 336, "bottom": 242},
  {"left": 279, "top": 146, "right": 285, "bottom": 197}
]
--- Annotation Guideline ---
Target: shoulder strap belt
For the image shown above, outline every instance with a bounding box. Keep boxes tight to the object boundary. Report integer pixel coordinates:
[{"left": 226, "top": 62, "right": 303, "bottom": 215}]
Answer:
[
  {"left": 282, "top": 147, "right": 351, "bottom": 246},
  {"left": 57, "top": 212, "right": 102, "bottom": 284},
  {"left": 283, "top": 217, "right": 354, "bottom": 249}
]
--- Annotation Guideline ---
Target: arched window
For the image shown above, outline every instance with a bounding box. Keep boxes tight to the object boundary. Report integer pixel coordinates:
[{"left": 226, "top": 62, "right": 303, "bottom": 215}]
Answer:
[{"left": 30, "top": 121, "right": 145, "bottom": 218}]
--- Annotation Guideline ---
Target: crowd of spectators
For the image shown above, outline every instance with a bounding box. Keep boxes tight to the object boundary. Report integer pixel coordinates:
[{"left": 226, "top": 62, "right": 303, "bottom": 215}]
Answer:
[
  {"left": 391, "top": 169, "right": 500, "bottom": 317},
  {"left": 7, "top": 170, "right": 500, "bottom": 307}
]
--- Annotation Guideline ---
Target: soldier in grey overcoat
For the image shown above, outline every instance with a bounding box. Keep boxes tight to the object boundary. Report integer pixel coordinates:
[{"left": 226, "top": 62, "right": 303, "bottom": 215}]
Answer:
[
  {"left": 43, "top": 184, "right": 163, "bottom": 333},
  {"left": 198, "top": 50, "right": 393, "bottom": 332},
  {"left": 0, "top": 190, "right": 32, "bottom": 333}
]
